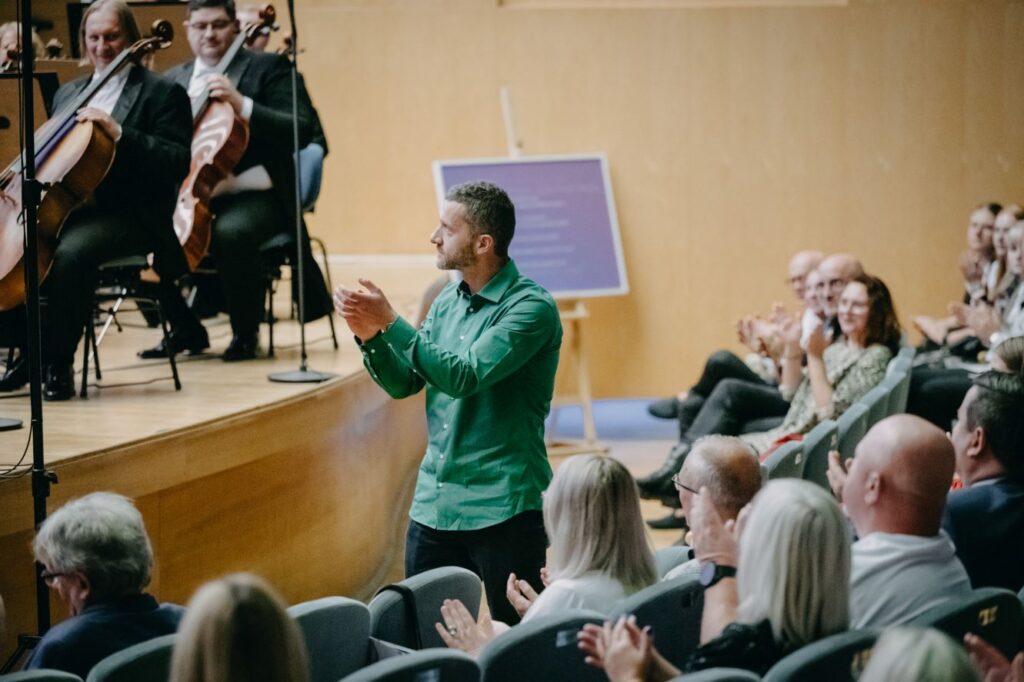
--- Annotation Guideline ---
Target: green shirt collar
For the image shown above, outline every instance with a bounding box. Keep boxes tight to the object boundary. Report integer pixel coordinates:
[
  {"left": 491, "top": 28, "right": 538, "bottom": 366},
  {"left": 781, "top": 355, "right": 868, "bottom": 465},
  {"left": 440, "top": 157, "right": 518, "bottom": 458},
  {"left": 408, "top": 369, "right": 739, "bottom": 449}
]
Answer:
[{"left": 459, "top": 259, "right": 519, "bottom": 305}]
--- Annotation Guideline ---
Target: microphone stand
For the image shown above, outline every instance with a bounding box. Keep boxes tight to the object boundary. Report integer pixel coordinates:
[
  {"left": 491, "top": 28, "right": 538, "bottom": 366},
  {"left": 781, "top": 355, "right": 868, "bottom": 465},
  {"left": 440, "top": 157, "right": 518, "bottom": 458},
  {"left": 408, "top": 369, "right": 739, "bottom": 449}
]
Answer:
[
  {"left": 0, "top": 1, "right": 58, "bottom": 670},
  {"left": 269, "top": 0, "right": 334, "bottom": 384}
]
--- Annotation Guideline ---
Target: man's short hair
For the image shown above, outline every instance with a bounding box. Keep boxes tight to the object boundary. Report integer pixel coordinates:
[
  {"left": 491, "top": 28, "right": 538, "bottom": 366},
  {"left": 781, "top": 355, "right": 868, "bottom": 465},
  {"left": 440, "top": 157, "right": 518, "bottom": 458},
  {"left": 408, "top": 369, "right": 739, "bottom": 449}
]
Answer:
[
  {"left": 967, "top": 372, "right": 1024, "bottom": 476},
  {"left": 187, "top": 0, "right": 236, "bottom": 19},
  {"left": 33, "top": 492, "right": 154, "bottom": 599},
  {"left": 445, "top": 181, "right": 516, "bottom": 259},
  {"left": 690, "top": 435, "right": 762, "bottom": 519}
]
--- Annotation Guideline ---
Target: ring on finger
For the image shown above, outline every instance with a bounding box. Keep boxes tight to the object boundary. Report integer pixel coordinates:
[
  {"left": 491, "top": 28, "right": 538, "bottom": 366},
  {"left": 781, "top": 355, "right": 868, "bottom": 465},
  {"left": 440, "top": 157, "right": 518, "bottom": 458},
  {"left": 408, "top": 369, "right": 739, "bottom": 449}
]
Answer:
[{"left": 448, "top": 625, "right": 458, "bottom": 636}]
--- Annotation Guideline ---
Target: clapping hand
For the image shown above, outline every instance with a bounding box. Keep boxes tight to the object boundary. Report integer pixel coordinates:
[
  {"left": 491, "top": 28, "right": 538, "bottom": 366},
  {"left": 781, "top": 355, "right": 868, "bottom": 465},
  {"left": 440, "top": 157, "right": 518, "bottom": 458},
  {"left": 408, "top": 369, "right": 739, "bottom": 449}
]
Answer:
[
  {"left": 436, "top": 598, "right": 496, "bottom": 657},
  {"left": 334, "top": 278, "right": 398, "bottom": 341},
  {"left": 506, "top": 572, "right": 541, "bottom": 619}
]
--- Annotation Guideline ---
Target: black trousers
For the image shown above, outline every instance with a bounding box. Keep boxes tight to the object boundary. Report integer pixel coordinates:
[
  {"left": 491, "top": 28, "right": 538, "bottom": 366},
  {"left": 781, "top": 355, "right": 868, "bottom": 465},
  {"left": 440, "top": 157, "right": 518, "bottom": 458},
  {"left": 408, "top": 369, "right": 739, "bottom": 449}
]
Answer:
[
  {"left": 208, "top": 190, "right": 285, "bottom": 337},
  {"left": 42, "top": 207, "right": 149, "bottom": 365},
  {"left": 907, "top": 367, "right": 972, "bottom": 429},
  {"left": 405, "top": 510, "right": 548, "bottom": 626},
  {"left": 678, "top": 350, "right": 785, "bottom": 438}
]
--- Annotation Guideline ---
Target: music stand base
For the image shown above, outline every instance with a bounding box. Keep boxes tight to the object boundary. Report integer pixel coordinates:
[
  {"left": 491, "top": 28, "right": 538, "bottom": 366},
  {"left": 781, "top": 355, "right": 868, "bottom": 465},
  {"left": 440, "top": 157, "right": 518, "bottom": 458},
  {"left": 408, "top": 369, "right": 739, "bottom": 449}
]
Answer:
[
  {"left": 268, "top": 369, "right": 336, "bottom": 384},
  {"left": 0, "top": 417, "right": 23, "bottom": 432}
]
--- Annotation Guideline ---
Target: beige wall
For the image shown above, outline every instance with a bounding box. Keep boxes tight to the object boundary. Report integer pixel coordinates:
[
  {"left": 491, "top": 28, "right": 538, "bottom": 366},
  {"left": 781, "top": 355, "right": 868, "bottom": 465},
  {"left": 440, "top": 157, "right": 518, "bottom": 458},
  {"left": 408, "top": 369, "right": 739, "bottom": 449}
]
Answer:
[
  {"left": 300, "top": 0, "right": 1022, "bottom": 398},
  {"left": 12, "top": 0, "right": 1024, "bottom": 397}
]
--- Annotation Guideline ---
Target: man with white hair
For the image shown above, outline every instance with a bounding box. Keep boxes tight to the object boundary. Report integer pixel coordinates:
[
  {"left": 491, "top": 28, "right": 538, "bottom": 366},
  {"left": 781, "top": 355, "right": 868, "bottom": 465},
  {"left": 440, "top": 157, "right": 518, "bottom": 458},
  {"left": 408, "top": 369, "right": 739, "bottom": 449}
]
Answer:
[
  {"left": 830, "top": 415, "right": 971, "bottom": 628},
  {"left": 26, "top": 492, "right": 184, "bottom": 677}
]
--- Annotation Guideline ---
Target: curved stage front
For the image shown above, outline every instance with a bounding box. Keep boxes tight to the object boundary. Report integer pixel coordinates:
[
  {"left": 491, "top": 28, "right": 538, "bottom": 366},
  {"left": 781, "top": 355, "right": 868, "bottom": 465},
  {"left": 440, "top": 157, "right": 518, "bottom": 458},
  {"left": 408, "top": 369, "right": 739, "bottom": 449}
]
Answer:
[{"left": 0, "top": 259, "right": 436, "bottom": 660}]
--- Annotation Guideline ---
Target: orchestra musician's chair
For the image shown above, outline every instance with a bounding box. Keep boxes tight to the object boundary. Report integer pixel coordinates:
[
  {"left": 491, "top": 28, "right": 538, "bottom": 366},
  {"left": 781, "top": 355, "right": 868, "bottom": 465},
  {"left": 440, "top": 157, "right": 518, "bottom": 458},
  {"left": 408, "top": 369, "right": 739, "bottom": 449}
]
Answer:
[{"left": 80, "top": 255, "right": 181, "bottom": 398}]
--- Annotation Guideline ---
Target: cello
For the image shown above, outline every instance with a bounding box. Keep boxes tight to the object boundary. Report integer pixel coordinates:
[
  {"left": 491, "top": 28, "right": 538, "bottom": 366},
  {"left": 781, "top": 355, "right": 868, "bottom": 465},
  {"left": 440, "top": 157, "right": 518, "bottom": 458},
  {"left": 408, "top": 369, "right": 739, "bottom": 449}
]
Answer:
[
  {"left": 0, "top": 21, "right": 174, "bottom": 310},
  {"left": 173, "top": 5, "right": 276, "bottom": 271}
]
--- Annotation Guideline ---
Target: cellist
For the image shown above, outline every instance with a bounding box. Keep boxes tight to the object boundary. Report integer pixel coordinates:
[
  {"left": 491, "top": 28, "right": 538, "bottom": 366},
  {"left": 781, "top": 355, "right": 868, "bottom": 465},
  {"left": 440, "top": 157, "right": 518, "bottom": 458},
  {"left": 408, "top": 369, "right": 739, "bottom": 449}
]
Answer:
[
  {"left": 0, "top": 0, "right": 194, "bottom": 400},
  {"left": 140, "top": 0, "right": 332, "bottom": 363}
]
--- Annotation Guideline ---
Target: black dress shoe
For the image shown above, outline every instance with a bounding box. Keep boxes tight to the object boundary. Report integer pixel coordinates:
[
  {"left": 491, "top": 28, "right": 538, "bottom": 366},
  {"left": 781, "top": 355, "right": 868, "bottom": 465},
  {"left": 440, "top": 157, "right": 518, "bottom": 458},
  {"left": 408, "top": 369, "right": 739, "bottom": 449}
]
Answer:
[
  {"left": 637, "top": 441, "right": 691, "bottom": 500},
  {"left": 43, "top": 364, "right": 74, "bottom": 401},
  {"left": 647, "top": 396, "right": 681, "bottom": 420},
  {"left": 222, "top": 333, "right": 259, "bottom": 362},
  {"left": 138, "top": 327, "right": 210, "bottom": 359},
  {"left": 0, "top": 356, "right": 29, "bottom": 392}
]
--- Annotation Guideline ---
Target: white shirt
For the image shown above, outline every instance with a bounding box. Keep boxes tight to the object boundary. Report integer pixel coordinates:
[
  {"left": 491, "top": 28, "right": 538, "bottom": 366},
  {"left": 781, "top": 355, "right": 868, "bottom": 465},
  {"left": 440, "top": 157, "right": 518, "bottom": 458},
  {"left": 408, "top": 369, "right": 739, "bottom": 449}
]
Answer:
[
  {"left": 88, "top": 67, "right": 130, "bottom": 116},
  {"left": 521, "top": 572, "right": 630, "bottom": 622},
  {"left": 849, "top": 531, "right": 972, "bottom": 629}
]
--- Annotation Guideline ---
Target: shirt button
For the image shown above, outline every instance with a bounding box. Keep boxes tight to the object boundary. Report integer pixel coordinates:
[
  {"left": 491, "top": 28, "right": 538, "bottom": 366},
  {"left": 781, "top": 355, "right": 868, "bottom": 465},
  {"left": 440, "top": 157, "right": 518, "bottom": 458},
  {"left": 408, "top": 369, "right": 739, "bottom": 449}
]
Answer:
[
  {"left": 437, "top": 482, "right": 444, "bottom": 488},
  {"left": 370, "top": 349, "right": 375, "bottom": 353},
  {"left": 468, "top": 308, "right": 475, "bottom": 313},
  {"left": 459, "top": 335, "right": 465, "bottom": 340},
  {"left": 443, "top": 423, "right": 448, "bottom": 429},
  {"left": 439, "top": 454, "right": 445, "bottom": 460}
]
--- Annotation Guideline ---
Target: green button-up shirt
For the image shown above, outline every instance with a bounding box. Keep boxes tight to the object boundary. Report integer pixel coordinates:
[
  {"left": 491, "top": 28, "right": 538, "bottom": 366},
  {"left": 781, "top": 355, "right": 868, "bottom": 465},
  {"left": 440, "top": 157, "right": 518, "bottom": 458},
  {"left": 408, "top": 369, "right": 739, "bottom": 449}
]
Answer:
[{"left": 360, "top": 260, "right": 562, "bottom": 531}]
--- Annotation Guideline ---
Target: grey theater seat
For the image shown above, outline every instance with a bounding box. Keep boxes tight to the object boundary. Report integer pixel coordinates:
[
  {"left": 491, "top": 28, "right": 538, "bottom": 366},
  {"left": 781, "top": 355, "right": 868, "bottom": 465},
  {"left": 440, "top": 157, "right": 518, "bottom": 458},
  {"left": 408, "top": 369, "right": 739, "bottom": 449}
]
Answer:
[{"left": 288, "top": 596, "right": 372, "bottom": 682}]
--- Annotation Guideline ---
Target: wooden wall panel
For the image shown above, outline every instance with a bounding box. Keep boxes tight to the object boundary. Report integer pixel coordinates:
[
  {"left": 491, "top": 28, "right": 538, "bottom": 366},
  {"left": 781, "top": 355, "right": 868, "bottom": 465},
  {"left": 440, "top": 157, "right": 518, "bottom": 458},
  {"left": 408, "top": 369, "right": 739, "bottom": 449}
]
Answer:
[{"left": 292, "top": 0, "right": 1022, "bottom": 397}]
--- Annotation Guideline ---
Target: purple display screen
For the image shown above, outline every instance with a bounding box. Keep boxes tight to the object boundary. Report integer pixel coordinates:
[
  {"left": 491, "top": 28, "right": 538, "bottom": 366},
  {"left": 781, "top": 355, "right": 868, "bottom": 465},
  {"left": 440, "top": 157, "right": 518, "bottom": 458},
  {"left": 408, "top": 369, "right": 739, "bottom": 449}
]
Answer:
[{"left": 434, "top": 155, "right": 628, "bottom": 299}]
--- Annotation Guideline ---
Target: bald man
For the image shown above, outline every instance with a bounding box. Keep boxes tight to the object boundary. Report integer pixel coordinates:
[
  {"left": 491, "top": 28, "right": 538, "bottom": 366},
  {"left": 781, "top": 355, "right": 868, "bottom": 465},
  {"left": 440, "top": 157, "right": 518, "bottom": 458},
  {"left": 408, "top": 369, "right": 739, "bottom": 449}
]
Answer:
[
  {"left": 833, "top": 415, "right": 971, "bottom": 628},
  {"left": 814, "top": 253, "right": 864, "bottom": 321},
  {"left": 787, "top": 250, "right": 825, "bottom": 302},
  {"left": 664, "top": 436, "right": 763, "bottom": 580}
]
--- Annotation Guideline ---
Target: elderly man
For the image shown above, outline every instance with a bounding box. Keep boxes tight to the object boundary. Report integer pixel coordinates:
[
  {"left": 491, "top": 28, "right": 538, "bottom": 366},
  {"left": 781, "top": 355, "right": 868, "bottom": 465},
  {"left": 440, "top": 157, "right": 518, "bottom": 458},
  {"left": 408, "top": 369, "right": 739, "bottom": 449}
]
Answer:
[
  {"left": 25, "top": 492, "right": 184, "bottom": 677},
  {"left": 830, "top": 415, "right": 971, "bottom": 628},
  {"left": 945, "top": 371, "right": 1024, "bottom": 591},
  {"left": 663, "top": 436, "right": 763, "bottom": 580}
]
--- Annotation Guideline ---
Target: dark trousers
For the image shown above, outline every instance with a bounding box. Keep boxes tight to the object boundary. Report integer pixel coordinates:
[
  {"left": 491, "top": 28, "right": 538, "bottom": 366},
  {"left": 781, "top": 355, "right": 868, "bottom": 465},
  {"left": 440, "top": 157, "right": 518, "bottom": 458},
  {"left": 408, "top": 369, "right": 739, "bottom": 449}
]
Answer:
[
  {"left": 907, "top": 367, "right": 972, "bottom": 429},
  {"left": 405, "top": 510, "right": 548, "bottom": 626},
  {"left": 678, "top": 350, "right": 785, "bottom": 438},
  {"left": 41, "top": 207, "right": 148, "bottom": 365},
  {"left": 208, "top": 191, "right": 284, "bottom": 337}
]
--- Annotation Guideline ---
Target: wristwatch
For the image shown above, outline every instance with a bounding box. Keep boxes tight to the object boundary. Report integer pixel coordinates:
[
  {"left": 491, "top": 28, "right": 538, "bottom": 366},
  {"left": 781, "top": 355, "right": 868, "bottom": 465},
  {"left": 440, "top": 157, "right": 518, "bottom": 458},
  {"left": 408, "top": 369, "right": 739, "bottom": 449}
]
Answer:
[{"left": 699, "top": 561, "right": 737, "bottom": 589}]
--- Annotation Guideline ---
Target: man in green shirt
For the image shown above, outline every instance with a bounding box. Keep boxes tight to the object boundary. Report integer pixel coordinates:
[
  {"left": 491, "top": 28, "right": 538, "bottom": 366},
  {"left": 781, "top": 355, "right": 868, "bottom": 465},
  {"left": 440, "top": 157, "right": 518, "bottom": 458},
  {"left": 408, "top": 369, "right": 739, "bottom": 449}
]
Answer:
[{"left": 335, "top": 181, "right": 563, "bottom": 623}]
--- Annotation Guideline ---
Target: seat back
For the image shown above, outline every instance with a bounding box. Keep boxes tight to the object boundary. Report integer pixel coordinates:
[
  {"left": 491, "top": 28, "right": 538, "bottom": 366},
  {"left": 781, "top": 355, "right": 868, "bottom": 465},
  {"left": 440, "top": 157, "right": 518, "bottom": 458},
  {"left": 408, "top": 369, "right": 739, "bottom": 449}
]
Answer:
[
  {"left": 763, "top": 441, "right": 805, "bottom": 480},
  {"left": 835, "top": 402, "right": 869, "bottom": 461},
  {"left": 287, "top": 596, "right": 371, "bottom": 682},
  {"left": 897, "top": 345, "right": 916, "bottom": 361},
  {"left": 859, "top": 385, "right": 891, "bottom": 429},
  {"left": 761, "top": 629, "right": 878, "bottom": 682},
  {"left": 612, "top": 575, "right": 704, "bottom": 670},
  {"left": 369, "top": 567, "right": 482, "bottom": 650},
  {"left": 801, "top": 420, "right": 838, "bottom": 489},
  {"left": 477, "top": 610, "right": 605, "bottom": 682},
  {"left": 655, "top": 546, "right": 693, "bottom": 579},
  {"left": 907, "top": 587, "right": 1023, "bottom": 658},
  {"left": 669, "top": 669, "right": 761, "bottom": 682},
  {"left": 877, "top": 371, "right": 907, "bottom": 417},
  {"left": 0, "top": 672, "right": 84, "bottom": 682},
  {"left": 339, "top": 649, "right": 480, "bottom": 682},
  {"left": 85, "top": 634, "right": 176, "bottom": 682}
]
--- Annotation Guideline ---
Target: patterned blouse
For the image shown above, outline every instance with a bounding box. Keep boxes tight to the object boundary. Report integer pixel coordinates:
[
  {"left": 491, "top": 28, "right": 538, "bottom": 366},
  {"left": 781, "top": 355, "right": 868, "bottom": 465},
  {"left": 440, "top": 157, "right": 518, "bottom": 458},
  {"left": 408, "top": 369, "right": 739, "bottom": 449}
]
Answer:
[{"left": 742, "top": 340, "right": 892, "bottom": 454}]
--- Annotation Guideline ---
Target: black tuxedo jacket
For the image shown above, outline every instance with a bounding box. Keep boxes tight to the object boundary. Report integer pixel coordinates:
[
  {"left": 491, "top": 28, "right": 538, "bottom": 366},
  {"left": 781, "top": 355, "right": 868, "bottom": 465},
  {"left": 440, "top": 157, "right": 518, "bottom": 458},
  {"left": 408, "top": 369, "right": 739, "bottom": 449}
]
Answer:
[
  {"left": 53, "top": 64, "right": 192, "bottom": 281},
  {"left": 164, "top": 50, "right": 315, "bottom": 218},
  {"left": 943, "top": 476, "right": 1024, "bottom": 592}
]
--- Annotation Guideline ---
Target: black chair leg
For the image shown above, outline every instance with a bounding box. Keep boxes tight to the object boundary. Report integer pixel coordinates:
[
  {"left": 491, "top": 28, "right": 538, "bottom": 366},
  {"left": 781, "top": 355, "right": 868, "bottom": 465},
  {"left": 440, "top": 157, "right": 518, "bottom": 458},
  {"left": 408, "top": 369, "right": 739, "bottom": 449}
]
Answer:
[
  {"left": 91, "top": 314, "right": 102, "bottom": 380},
  {"left": 80, "top": 315, "right": 92, "bottom": 398},
  {"left": 155, "top": 298, "right": 181, "bottom": 391},
  {"left": 266, "top": 278, "right": 276, "bottom": 358}
]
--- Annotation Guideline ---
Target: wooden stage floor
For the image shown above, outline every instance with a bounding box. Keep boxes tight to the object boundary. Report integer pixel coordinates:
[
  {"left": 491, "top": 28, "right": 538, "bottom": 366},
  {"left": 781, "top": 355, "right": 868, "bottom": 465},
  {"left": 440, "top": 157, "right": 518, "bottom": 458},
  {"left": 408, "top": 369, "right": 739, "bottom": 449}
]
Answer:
[{"left": 0, "top": 258, "right": 440, "bottom": 470}]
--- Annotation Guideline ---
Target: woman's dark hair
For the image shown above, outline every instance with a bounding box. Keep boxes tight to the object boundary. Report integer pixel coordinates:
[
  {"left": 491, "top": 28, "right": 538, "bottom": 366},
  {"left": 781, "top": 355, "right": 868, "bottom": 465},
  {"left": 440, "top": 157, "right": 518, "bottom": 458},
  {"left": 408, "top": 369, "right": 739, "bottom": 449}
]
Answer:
[{"left": 849, "top": 273, "right": 901, "bottom": 355}]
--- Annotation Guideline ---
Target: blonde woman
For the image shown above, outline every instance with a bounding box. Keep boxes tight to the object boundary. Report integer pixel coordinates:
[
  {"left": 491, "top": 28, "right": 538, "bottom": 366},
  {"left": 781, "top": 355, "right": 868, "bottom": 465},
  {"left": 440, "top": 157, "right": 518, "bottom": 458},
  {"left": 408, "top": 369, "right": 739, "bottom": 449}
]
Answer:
[
  {"left": 436, "top": 455, "right": 657, "bottom": 656},
  {"left": 580, "top": 479, "right": 850, "bottom": 679},
  {"left": 860, "top": 628, "right": 978, "bottom": 682},
  {"left": 169, "top": 573, "right": 309, "bottom": 682}
]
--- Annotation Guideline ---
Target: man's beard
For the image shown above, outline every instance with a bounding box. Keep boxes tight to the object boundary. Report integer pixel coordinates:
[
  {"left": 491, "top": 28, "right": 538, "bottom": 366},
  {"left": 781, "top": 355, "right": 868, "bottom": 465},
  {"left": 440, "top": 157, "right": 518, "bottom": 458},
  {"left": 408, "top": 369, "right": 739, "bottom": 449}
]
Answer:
[{"left": 438, "top": 243, "right": 476, "bottom": 270}]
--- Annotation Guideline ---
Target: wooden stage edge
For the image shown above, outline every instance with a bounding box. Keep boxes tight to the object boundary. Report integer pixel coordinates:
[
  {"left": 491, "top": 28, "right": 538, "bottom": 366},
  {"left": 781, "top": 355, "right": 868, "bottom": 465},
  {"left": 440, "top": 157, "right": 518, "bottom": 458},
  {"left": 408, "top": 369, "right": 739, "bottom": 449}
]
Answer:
[{"left": 0, "top": 258, "right": 439, "bottom": 660}]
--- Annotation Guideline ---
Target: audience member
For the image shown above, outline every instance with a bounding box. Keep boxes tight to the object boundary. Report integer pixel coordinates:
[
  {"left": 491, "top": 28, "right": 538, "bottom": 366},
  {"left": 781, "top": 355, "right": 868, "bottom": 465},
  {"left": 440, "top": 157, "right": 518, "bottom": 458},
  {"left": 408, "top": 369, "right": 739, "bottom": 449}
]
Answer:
[
  {"left": 944, "top": 370, "right": 1024, "bottom": 590},
  {"left": 966, "top": 221, "right": 1024, "bottom": 349},
  {"left": 25, "top": 492, "right": 184, "bottom": 678},
  {"left": 991, "top": 335, "right": 1024, "bottom": 374},
  {"left": 647, "top": 250, "right": 824, "bottom": 420},
  {"left": 859, "top": 627, "right": 979, "bottom": 682},
  {"left": 638, "top": 258, "right": 871, "bottom": 500},
  {"left": 579, "top": 479, "right": 850, "bottom": 678},
  {"left": 663, "top": 436, "right": 762, "bottom": 580},
  {"left": 169, "top": 573, "right": 309, "bottom": 682},
  {"left": 829, "top": 415, "right": 971, "bottom": 628},
  {"left": 0, "top": 21, "right": 45, "bottom": 60},
  {"left": 436, "top": 454, "right": 657, "bottom": 656}
]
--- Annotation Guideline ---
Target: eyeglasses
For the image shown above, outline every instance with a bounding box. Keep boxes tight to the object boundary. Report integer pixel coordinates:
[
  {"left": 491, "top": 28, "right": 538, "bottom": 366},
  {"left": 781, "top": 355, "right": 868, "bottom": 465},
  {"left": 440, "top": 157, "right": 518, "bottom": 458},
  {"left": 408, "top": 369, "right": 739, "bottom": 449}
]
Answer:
[
  {"left": 671, "top": 474, "right": 698, "bottom": 495},
  {"left": 40, "top": 570, "right": 68, "bottom": 586}
]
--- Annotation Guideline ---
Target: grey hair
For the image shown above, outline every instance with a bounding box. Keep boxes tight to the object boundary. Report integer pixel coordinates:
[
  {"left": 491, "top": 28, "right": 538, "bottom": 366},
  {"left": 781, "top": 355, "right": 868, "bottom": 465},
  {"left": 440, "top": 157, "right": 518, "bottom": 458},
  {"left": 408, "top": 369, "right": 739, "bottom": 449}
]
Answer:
[
  {"left": 736, "top": 479, "right": 850, "bottom": 646},
  {"left": 170, "top": 573, "right": 309, "bottom": 682},
  {"left": 545, "top": 455, "right": 657, "bottom": 592},
  {"left": 859, "top": 627, "right": 979, "bottom": 682},
  {"left": 33, "top": 492, "right": 153, "bottom": 599}
]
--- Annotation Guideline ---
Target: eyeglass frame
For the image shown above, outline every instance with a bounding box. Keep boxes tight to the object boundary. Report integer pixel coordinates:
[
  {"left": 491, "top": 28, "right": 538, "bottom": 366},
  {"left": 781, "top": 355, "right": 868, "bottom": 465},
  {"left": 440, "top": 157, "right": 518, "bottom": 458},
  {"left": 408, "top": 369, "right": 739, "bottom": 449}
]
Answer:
[{"left": 671, "top": 473, "right": 699, "bottom": 495}]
